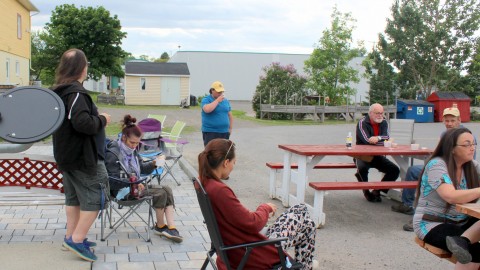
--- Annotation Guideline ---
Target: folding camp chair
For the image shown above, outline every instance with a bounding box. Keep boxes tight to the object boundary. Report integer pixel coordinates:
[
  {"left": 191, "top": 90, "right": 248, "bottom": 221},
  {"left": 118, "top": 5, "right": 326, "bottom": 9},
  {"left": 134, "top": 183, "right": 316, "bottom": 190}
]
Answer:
[
  {"left": 137, "top": 118, "right": 164, "bottom": 184},
  {"left": 192, "top": 177, "right": 301, "bottom": 270},
  {"left": 158, "top": 120, "right": 188, "bottom": 186},
  {"left": 100, "top": 176, "right": 154, "bottom": 242},
  {"left": 147, "top": 114, "right": 166, "bottom": 127}
]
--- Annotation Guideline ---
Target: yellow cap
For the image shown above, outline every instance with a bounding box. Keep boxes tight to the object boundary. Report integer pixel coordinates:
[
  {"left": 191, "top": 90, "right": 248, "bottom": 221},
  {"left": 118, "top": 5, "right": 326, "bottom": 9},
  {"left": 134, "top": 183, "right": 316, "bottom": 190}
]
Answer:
[{"left": 210, "top": 81, "right": 225, "bottom": 92}]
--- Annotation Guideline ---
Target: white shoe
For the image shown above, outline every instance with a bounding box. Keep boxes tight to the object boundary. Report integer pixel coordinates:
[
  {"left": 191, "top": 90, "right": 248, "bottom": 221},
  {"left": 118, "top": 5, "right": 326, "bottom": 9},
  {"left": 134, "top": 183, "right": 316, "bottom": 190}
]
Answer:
[{"left": 312, "top": 259, "right": 320, "bottom": 270}]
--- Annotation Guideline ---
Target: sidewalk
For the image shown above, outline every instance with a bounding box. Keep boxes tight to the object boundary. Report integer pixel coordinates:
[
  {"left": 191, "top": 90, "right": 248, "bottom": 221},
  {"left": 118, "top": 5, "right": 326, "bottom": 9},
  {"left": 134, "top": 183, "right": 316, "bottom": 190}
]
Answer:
[{"left": 0, "top": 146, "right": 208, "bottom": 270}]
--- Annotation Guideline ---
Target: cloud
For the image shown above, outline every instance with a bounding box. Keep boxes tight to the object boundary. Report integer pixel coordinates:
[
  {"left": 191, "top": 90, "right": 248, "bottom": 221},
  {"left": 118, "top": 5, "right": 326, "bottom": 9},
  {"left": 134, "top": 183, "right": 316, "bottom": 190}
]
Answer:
[{"left": 30, "top": 0, "right": 393, "bottom": 57}]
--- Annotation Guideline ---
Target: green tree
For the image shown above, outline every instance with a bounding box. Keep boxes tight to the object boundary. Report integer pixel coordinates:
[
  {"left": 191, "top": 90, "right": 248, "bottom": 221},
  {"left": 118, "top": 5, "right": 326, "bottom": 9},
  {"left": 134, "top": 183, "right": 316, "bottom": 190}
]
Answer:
[
  {"left": 40, "top": 4, "right": 127, "bottom": 83},
  {"left": 31, "top": 31, "right": 57, "bottom": 85},
  {"left": 363, "top": 49, "right": 398, "bottom": 105},
  {"left": 252, "top": 63, "right": 307, "bottom": 119},
  {"left": 304, "top": 7, "right": 365, "bottom": 106},
  {"left": 377, "top": 0, "right": 480, "bottom": 98}
]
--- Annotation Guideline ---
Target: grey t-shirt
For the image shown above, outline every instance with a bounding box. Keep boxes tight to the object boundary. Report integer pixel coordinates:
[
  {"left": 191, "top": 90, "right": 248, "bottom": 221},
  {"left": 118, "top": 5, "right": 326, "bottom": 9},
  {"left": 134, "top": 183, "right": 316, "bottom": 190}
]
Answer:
[{"left": 413, "top": 157, "right": 479, "bottom": 239}]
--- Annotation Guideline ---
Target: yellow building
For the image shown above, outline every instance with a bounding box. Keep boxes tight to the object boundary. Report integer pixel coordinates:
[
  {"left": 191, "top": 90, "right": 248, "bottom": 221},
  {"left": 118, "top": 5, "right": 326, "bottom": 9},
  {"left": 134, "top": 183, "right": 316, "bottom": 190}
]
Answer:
[{"left": 0, "top": 0, "right": 38, "bottom": 86}]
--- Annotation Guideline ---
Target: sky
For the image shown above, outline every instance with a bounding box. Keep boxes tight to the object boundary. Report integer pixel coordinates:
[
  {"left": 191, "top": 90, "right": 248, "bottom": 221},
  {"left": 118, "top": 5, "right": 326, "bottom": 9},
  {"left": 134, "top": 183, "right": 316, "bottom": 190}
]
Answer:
[{"left": 29, "top": 0, "right": 394, "bottom": 59}]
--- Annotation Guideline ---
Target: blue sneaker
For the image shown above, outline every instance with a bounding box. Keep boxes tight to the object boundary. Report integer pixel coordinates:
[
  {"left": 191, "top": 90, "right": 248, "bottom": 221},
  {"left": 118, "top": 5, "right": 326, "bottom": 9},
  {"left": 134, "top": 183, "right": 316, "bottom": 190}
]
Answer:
[
  {"left": 62, "top": 237, "right": 96, "bottom": 250},
  {"left": 64, "top": 237, "right": 97, "bottom": 262}
]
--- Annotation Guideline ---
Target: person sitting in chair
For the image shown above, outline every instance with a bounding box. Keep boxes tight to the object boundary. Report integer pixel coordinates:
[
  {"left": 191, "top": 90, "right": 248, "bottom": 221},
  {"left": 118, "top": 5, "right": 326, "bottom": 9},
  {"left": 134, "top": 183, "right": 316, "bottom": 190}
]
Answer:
[
  {"left": 105, "top": 114, "right": 183, "bottom": 243},
  {"left": 355, "top": 103, "right": 400, "bottom": 202},
  {"left": 198, "top": 138, "right": 317, "bottom": 269}
]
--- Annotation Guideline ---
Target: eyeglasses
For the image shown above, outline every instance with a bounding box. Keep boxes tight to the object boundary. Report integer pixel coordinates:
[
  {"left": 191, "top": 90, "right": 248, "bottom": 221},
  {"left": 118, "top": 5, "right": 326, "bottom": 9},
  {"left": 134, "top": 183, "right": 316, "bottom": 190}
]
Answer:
[
  {"left": 455, "top": 143, "right": 477, "bottom": 148},
  {"left": 224, "top": 140, "right": 235, "bottom": 161},
  {"left": 373, "top": 112, "right": 384, "bottom": 115}
]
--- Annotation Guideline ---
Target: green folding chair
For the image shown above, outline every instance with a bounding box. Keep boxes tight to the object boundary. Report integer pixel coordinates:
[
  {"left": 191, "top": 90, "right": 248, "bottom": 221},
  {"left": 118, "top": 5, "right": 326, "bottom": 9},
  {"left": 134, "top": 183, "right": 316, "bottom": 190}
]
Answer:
[
  {"left": 147, "top": 114, "right": 166, "bottom": 127},
  {"left": 159, "top": 121, "right": 188, "bottom": 186}
]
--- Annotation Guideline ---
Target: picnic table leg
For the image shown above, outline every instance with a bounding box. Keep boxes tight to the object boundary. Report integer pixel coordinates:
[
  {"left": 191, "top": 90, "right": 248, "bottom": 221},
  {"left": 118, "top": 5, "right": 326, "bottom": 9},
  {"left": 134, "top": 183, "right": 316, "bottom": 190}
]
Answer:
[
  {"left": 269, "top": 168, "right": 278, "bottom": 199},
  {"left": 312, "top": 190, "right": 326, "bottom": 228},
  {"left": 391, "top": 155, "right": 410, "bottom": 179},
  {"left": 281, "top": 150, "right": 292, "bottom": 207},
  {"left": 296, "top": 155, "right": 324, "bottom": 204}
]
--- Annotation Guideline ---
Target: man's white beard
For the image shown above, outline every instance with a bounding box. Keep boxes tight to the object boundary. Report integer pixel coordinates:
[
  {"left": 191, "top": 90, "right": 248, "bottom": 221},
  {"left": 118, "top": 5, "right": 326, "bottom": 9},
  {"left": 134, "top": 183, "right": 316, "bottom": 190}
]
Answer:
[{"left": 374, "top": 118, "right": 383, "bottom": 124}]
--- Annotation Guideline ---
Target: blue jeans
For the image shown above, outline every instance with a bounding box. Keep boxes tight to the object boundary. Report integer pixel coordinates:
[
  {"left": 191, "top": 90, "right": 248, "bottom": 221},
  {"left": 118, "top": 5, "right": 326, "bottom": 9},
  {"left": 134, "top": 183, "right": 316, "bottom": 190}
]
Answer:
[{"left": 402, "top": 165, "right": 423, "bottom": 207}]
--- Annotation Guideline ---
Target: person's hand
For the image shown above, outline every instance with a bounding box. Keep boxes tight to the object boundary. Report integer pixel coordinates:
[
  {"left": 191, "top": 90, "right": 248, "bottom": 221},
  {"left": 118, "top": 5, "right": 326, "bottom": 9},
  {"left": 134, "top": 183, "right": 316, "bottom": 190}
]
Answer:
[
  {"left": 216, "top": 94, "right": 225, "bottom": 103},
  {"left": 368, "top": 136, "right": 379, "bottom": 144},
  {"left": 100, "top": 113, "right": 111, "bottom": 124},
  {"left": 138, "top": 183, "right": 145, "bottom": 192},
  {"left": 266, "top": 202, "right": 277, "bottom": 217}
]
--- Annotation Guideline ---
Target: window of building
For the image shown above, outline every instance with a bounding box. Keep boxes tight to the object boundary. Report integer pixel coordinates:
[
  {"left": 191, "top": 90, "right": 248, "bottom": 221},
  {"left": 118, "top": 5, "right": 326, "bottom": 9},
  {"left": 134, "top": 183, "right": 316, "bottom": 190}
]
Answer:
[
  {"left": 6, "top": 59, "right": 10, "bottom": 81},
  {"left": 15, "top": 61, "right": 20, "bottom": 76},
  {"left": 141, "top": 78, "right": 146, "bottom": 90},
  {"left": 17, "top": 14, "right": 22, "bottom": 39}
]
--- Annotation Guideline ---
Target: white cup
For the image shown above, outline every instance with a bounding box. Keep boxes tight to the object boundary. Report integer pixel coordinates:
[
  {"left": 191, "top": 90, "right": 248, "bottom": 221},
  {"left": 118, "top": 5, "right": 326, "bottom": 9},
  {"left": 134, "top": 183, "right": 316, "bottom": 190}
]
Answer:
[
  {"left": 411, "top": 144, "right": 420, "bottom": 150},
  {"left": 384, "top": 141, "right": 392, "bottom": 148}
]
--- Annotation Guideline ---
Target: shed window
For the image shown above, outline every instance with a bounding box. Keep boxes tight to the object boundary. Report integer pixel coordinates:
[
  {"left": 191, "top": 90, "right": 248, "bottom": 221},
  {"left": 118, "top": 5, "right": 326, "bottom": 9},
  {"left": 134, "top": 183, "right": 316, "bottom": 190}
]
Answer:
[
  {"left": 141, "top": 78, "right": 146, "bottom": 90},
  {"left": 15, "top": 61, "right": 20, "bottom": 76},
  {"left": 17, "top": 14, "right": 22, "bottom": 39}
]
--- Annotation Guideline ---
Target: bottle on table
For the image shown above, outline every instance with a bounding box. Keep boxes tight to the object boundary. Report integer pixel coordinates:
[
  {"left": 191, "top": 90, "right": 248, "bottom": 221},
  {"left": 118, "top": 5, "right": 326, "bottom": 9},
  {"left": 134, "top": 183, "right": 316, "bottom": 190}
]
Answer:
[{"left": 346, "top": 132, "right": 352, "bottom": 149}]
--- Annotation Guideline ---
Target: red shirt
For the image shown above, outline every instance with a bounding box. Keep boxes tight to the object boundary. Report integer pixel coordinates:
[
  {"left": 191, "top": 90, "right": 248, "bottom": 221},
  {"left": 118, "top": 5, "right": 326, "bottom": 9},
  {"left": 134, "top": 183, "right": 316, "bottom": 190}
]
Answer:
[
  {"left": 203, "top": 178, "right": 280, "bottom": 269},
  {"left": 370, "top": 119, "right": 380, "bottom": 136}
]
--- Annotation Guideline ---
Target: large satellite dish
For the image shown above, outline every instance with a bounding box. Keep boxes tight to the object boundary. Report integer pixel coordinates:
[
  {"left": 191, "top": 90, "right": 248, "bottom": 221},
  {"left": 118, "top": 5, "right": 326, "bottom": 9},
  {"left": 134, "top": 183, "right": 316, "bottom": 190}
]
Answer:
[{"left": 0, "top": 86, "right": 65, "bottom": 144}]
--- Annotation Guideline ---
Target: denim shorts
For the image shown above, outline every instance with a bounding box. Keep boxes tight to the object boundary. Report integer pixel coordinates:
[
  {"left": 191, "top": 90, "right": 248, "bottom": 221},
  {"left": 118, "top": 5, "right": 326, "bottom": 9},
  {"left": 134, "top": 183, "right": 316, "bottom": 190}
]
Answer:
[{"left": 62, "top": 161, "right": 109, "bottom": 211}]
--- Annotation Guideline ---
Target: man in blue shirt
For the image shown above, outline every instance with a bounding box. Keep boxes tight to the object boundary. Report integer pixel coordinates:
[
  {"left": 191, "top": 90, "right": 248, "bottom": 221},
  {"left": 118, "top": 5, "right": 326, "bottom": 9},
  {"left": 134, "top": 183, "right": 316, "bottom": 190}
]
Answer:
[{"left": 201, "top": 81, "right": 233, "bottom": 146}]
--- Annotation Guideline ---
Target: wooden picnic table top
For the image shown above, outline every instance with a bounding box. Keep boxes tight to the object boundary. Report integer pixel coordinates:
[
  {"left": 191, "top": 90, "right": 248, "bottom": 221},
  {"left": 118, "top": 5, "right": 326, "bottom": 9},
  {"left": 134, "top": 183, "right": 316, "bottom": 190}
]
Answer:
[
  {"left": 278, "top": 144, "right": 433, "bottom": 156},
  {"left": 456, "top": 203, "right": 480, "bottom": 219}
]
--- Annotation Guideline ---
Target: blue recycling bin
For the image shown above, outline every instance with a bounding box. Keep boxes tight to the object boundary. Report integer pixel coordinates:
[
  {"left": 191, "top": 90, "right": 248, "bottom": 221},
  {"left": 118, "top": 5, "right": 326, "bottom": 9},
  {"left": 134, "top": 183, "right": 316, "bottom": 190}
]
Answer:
[{"left": 396, "top": 99, "right": 434, "bottom": 123}]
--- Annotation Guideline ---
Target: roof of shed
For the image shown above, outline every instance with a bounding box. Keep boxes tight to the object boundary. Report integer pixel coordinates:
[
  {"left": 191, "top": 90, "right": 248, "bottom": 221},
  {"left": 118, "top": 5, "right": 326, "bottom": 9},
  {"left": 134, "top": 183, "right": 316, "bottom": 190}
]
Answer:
[
  {"left": 397, "top": 99, "right": 434, "bottom": 106},
  {"left": 125, "top": 62, "right": 190, "bottom": 76},
  {"left": 431, "top": 91, "right": 470, "bottom": 100}
]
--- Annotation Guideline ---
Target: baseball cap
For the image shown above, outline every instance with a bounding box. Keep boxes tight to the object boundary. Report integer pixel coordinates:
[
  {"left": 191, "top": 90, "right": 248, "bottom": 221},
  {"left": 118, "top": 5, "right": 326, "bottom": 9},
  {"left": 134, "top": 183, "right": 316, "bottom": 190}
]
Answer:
[
  {"left": 211, "top": 81, "right": 225, "bottom": 92},
  {"left": 443, "top": 107, "right": 460, "bottom": 117}
]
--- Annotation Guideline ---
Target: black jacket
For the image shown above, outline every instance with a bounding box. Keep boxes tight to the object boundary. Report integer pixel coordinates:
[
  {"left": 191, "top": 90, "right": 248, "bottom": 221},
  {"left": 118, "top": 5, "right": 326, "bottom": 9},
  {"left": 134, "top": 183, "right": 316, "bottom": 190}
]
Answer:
[
  {"left": 104, "top": 140, "right": 155, "bottom": 195},
  {"left": 52, "top": 82, "right": 107, "bottom": 174},
  {"left": 356, "top": 114, "right": 390, "bottom": 145}
]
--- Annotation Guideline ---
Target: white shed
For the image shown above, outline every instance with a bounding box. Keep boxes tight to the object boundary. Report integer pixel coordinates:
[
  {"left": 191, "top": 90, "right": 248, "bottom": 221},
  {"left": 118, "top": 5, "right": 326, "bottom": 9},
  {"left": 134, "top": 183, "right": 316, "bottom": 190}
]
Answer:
[{"left": 124, "top": 62, "right": 190, "bottom": 106}]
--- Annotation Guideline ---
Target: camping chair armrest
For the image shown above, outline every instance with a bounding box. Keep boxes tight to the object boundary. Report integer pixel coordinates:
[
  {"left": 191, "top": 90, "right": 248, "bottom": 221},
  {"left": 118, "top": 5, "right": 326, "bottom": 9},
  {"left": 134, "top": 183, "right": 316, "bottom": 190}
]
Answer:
[
  {"left": 160, "top": 137, "right": 189, "bottom": 145},
  {"left": 108, "top": 176, "right": 148, "bottom": 185},
  {"left": 222, "top": 237, "right": 288, "bottom": 251}
]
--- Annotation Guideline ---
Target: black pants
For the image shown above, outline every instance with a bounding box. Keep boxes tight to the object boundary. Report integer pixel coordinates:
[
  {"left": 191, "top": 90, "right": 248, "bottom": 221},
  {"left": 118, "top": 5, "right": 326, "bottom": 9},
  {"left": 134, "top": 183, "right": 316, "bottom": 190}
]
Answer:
[
  {"left": 202, "top": 132, "right": 230, "bottom": 146},
  {"left": 424, "top": 217, "right": 480, "bottom": 263},
  {"left": 355, "top": 155, "right": 400, "bottom": 184}
]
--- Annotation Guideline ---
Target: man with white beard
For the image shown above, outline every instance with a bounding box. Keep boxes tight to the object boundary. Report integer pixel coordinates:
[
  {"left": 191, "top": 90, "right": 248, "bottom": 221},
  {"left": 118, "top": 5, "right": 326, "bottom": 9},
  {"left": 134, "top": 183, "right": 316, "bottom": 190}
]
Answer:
[{"left": 354, "top": 103, "right": 400, "bottom": 202}]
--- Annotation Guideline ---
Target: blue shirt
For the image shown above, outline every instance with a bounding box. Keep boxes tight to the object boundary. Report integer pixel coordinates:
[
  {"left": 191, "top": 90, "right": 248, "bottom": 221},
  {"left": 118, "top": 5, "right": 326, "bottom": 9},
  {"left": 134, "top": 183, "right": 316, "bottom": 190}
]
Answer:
[{"left": 201, "top": 94, "right": 231, "bottom": 133}]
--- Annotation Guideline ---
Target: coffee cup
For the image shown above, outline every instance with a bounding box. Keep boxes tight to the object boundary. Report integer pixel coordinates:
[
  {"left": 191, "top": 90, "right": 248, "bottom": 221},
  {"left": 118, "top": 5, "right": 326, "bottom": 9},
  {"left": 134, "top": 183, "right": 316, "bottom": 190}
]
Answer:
[
  {"left": 384, "top": 141, "right": 392, "bottom": 148},
  {"left": 411, "top": 144, "right": 420, "bottom": 150}
]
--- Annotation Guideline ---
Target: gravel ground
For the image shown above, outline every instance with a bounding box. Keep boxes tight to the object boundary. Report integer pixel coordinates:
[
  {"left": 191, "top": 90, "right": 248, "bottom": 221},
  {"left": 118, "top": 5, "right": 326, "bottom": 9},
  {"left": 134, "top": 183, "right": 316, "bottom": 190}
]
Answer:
[{"left": 25, "top": 101, "right": 480, "bottom": 269}]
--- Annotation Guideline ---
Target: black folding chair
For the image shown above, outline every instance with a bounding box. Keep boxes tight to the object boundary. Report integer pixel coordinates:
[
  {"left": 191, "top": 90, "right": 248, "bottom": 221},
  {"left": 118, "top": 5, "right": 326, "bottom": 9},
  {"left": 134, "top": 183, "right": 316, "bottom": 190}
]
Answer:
[
  {"left": 100, "top": 176, "right": 154, "bottom": 242},
  {"left": 192, "top": 177, "right": 302, "bottom": 270}
]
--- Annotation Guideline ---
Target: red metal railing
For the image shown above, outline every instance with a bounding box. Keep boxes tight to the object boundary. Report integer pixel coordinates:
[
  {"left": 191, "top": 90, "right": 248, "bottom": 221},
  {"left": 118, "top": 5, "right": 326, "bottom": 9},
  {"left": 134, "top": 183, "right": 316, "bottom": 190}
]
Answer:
[{"left": 0, "top": 156, "right": 63, "bottom": 192}]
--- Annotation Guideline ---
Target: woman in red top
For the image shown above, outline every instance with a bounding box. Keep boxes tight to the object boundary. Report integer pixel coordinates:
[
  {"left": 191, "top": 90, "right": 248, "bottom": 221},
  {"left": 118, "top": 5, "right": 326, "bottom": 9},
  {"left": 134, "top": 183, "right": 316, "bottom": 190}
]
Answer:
[{"left": 198, "top": 139, "right": 316, "bottom": 269}]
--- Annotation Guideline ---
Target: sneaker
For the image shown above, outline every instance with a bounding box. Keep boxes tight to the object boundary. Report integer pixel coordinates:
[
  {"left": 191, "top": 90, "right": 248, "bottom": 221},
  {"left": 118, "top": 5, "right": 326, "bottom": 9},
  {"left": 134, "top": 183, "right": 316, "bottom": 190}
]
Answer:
[
  {"left": 63, "top": 237, "right": 97, "bottom": 262},
  {"left": 62, "top": 237, "right": 96, "bottom": 251},
  {"left": 371, "top": 190, "right": 382, "bottom": 202},
  {"left": 403, "top": 220, "right": 413, "bottom": 232},
  {"left": 153, "top": 224, "right": 168, "bottom": 236},
  {"left": 391, "top": 204, "right": 414, "bottom": 215},
  {"left": 162, "top": 228, "right": 183, "bottom": 243},
  {"left": 446, "top": 236, "right": 472, "bottom": 264}
]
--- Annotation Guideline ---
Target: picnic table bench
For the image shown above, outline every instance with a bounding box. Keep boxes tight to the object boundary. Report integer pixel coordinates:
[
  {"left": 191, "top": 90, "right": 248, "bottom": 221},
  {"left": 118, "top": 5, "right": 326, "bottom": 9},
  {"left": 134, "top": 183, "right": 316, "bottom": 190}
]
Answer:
[
  {"left": 266, "top": 161, "right": 357, "bottom": 199},
  {"left": 308, "top": 181, "right": 418, "bottom": 227},
  {"left": 97, "top": 94, "right": 125, "bottom": 105}
]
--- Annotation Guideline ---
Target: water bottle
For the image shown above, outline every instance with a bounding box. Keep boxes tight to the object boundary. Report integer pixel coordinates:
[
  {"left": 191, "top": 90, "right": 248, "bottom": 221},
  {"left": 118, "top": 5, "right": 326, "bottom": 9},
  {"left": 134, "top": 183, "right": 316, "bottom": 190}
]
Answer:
[
  {"left": 346, "top": 132, "right": 352, "bottom": 149},
  {"left": 129, "top": 173, "right": 139, "bottom": 198}
]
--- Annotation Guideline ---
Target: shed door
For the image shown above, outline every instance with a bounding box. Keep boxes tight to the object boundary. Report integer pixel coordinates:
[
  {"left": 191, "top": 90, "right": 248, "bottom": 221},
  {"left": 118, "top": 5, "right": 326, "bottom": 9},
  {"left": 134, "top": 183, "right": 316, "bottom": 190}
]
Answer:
[{"left": 160, "top": 78, "right": 181, "bottom": 105}]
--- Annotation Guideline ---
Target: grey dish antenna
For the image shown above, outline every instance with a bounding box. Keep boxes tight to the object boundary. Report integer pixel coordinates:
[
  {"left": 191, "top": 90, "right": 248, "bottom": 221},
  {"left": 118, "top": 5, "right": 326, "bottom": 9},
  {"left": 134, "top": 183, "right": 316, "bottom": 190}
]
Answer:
[{"left": 0, "top": 86, "right": 65, "bottom": 144}]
